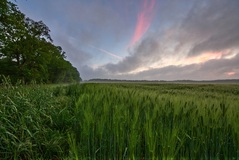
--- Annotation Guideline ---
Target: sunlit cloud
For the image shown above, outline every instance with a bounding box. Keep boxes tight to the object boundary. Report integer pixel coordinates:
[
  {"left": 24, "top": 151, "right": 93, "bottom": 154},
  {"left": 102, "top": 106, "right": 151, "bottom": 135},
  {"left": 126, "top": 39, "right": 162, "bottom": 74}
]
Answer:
[
  {"left": 183, "top": 50, "right": 235, "bottom": 65},
  {"left": 185, "top": 52, "right": 222, "bottom": 64},
  {"left": 226, "top": 72, "right": 236, "bottom": 76},
  {"left": 16, "top": 0, "right": 239, "bottom": 80},
  {"left": 129, "top": 0, "right": 155, "bottom": 47},
  {"left": 124, "top": 50, "right": 239, "bottom": 75}
]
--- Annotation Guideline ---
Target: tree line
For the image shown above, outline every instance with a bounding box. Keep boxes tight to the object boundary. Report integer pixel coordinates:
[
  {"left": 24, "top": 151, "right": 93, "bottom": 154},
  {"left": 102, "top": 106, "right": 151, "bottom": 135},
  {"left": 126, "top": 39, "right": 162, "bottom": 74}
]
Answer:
[{"left": 0, "top": 0, "right": 81, "bottom": 83}]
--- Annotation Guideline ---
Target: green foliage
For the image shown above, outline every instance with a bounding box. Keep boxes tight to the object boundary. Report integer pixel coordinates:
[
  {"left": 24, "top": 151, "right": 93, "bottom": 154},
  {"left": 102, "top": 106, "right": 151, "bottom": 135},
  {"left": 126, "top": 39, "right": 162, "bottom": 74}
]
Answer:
[
  {"left": 0, "top": 77, "right": 80, "bottom": 159},
  {"left": 68, "top": 83, "right": 239, "bottom": 159},
  {"left": 0, "top": 0, "right": 81, "bottom": 83},
  {"left": 1, "top": 80, "right": 239, "bottom": 159}
]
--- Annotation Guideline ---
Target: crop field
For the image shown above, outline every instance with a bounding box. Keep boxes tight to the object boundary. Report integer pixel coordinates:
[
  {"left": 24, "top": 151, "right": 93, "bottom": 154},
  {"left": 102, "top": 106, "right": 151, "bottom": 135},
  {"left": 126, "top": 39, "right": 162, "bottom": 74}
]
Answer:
[{"left": 1, "top": 79, "right": 239, "bottom": 159}]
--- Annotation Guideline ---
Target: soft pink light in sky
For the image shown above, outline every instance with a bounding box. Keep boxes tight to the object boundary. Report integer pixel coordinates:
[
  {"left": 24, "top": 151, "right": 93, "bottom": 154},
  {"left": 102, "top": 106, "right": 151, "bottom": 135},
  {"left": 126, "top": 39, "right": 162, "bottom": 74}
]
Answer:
[
  {"left": 184, "top": 50, "right": 233, "bottom": 65},
  {"left": 226, "top": 72, "right": 236, "bottom": 76},
  {"left": 14, "top": 0, "right": 239, "bottom": 80},
  {"left": 129, "top": 0, "right": 155, "bottom": 46}
]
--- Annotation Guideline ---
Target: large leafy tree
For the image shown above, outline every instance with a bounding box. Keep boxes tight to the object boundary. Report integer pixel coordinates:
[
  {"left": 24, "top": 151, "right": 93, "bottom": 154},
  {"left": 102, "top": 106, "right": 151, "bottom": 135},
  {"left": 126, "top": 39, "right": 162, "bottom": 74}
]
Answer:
[
  {"left": 0, "top": 0, "right": 81, "bottom": 83},
  {"left": 46, "top": 44, "right": 81, "bottom": 83}
]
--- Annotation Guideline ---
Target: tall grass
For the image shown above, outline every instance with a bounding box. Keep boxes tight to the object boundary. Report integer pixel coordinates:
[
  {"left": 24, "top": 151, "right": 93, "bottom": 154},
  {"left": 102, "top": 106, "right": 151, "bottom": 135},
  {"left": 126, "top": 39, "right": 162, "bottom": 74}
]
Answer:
[
  {"left": 70, "top": 83, "right": 239, "bottom": 159},
  {"left": 1, "top": 78, "right": 239, "bottom": 159},
  {"left": 0, "top": 77, "right": 79, "bottom": 159}
]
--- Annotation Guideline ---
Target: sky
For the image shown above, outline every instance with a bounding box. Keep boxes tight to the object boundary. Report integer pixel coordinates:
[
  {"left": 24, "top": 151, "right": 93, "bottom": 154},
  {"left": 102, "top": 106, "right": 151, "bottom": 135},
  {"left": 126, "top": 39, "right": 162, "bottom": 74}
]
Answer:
[{"left": 13, "top": 0, "right": 239, "bottom": 80}]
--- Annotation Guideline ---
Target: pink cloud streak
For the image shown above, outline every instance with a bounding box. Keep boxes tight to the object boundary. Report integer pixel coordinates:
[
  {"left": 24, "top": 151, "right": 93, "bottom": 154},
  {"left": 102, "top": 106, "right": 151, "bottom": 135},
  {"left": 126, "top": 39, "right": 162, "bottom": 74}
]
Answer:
[{"left": 129, "top": 0, "right": 155, "bottom": 47}]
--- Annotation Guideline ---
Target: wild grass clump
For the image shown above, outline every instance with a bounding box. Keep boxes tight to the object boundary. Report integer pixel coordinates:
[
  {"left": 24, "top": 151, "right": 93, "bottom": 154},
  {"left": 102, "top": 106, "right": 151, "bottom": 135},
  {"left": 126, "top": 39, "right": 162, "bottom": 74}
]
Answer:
[{"left": 0, "top": 77, "right": 82, "bottom": 159}]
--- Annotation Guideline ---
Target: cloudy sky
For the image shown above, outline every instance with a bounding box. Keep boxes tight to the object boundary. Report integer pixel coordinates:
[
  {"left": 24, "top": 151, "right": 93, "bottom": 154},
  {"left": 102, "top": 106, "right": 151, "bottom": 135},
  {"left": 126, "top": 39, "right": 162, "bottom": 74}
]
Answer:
[{"left": 14, "top": 0, "right": 239, "bottom": 80}]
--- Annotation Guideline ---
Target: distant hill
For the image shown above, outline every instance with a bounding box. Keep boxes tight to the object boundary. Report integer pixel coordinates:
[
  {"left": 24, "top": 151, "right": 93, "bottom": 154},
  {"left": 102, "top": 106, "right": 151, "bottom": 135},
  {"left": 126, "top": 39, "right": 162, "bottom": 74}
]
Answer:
[{"left": 87, "top": 79, "right": 239, "bottom": 84}]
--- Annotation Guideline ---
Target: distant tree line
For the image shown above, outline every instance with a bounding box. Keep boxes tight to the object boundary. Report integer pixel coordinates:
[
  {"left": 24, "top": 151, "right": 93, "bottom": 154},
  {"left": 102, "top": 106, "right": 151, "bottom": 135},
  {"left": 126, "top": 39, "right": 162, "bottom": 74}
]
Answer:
[{"left": 0, "top": 0, "right": 81, "bottom": 83}]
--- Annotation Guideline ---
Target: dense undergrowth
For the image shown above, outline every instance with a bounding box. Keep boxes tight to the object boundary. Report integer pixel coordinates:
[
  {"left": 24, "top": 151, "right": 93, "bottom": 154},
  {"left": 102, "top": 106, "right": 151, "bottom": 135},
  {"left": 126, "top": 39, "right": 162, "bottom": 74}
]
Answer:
[
  {"left": 1, "top": 78, "right": 239, "bottom": 159},
  {"left": 0, "top": 76, "right": 81, "bottom": 159}
]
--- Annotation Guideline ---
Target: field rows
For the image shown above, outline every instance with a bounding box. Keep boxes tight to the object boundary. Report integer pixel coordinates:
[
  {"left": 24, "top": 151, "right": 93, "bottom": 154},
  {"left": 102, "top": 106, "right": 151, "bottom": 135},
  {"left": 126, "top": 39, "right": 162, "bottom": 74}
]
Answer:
[{"left": 1, "top": 82, "right": 239, "bottom": 159}]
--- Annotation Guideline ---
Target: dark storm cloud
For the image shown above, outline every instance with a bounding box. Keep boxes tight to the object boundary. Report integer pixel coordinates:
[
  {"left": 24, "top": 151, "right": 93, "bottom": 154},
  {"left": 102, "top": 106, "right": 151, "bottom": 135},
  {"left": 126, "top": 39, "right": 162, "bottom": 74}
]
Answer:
[
  {"left": 103, "top": 35, "right": 163, "bottom": 73},
  {"left": 181, "top": 0, "right": 239, "bottom": 56}
]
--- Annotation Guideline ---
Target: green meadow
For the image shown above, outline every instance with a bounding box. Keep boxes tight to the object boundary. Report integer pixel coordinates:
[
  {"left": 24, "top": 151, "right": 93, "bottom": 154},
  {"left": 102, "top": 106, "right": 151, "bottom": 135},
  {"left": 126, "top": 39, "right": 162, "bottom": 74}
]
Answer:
[{"left": 1, "top": 79, "right": 239, "bottom": 159}]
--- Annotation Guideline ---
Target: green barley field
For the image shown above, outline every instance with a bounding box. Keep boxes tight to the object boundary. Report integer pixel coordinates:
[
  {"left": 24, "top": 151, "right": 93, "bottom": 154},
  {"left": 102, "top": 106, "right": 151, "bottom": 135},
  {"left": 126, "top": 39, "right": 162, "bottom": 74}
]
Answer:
[{"left": 1, "top": 79, "right": 239, "bottom": 159}]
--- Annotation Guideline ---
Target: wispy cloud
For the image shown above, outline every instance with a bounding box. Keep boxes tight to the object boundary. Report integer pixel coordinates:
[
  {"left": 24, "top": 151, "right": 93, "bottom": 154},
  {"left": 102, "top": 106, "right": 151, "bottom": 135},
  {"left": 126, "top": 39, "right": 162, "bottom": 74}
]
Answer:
[
  {"left": 17, "top": 0, "right": 239, "bottom": 80},
  {"left": 83, "top": 0, "right": 239, "bottom": 80},
  {"left": 82, "top": 53, "right": 239, "bottom": 80},
  {"left": 90, "top": 45, "right": 123, "bottom": 60},
  {"left": 129, "top": 0, "right": 155, "bottom": 46}
]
